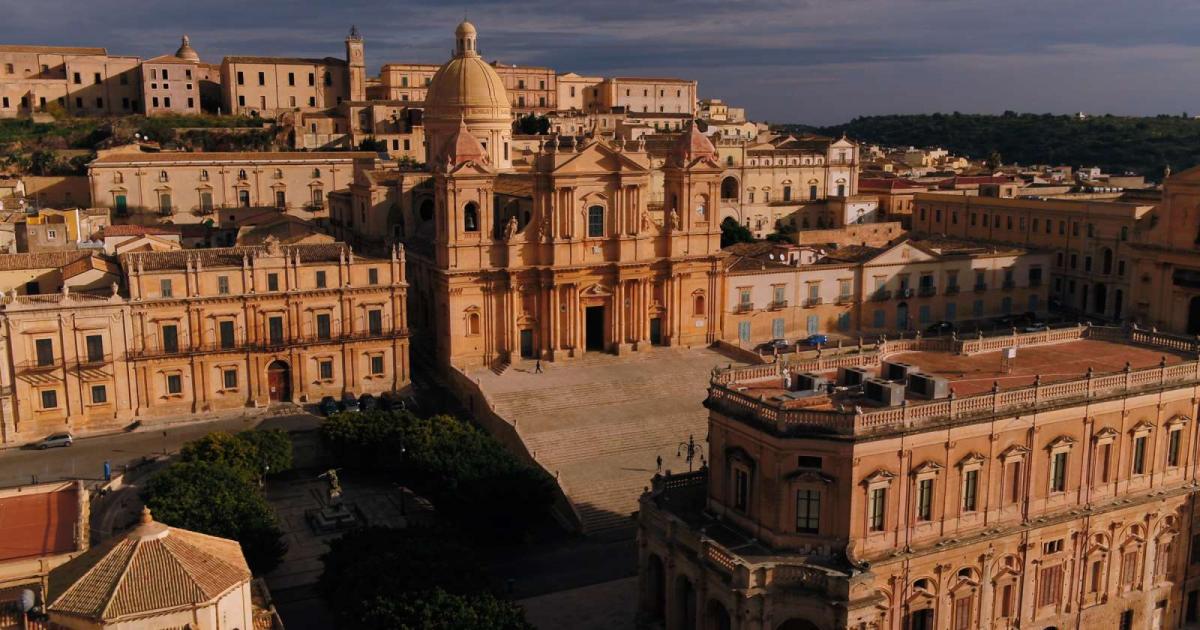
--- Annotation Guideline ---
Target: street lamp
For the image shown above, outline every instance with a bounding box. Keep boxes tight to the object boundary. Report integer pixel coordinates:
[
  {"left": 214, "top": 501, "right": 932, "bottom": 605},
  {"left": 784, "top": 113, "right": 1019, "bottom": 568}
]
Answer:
[{"left": 677, "top": 434, "right": 700, "bottom": 473}]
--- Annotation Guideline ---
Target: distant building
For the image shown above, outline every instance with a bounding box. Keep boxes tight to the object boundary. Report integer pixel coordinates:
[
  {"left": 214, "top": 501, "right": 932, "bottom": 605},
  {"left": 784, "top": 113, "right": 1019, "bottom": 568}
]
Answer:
[
  {"left": 141, "top": 36, "right": 221, "bottom": 116},
  {"left": 0, "top": 45, "right": 141, "bottom": 118}
]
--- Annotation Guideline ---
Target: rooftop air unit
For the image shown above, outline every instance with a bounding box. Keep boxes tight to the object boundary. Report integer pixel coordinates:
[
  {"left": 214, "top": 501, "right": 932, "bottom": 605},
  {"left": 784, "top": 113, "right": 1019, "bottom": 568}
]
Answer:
[
  {"left": 881, "top": 360, "right": 919, "bottom": 382},
  {"left": 906, "top": 372, "right": 951, "bottom": 399},
  {"left": 863, "top": 378, "right": 906, "bottom": 406},
  {"left": 838, "top": 366, "right": 873, "bottom": 387},
  {"left": 794, "top": 372, "right": 829, "bottom": 392}
]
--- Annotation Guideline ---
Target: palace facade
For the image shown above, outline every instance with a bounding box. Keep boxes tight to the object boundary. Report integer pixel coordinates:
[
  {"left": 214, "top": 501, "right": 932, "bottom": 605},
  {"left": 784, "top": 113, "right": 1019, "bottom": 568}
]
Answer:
[
  {"left": 0, "top": 240, "right": 409, "bottom": 444},
  {"left": 640, "top": 325, "right": 1200, "bottom": 629}
]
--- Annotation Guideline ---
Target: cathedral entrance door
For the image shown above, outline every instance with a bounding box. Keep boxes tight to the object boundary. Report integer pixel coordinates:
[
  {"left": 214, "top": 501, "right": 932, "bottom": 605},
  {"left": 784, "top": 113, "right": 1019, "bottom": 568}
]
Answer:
[
  {"left": 650, "top": 318, "right": 662, "bottom": 345},
  {"left": 585, "top": 306, "right": 605, "bottom": 351},
  {"left": 519, "top": 329, "right": 534, "bottom": 359},
  {"left": 267, "top": 360, "right": 291, "bottom": 403}
]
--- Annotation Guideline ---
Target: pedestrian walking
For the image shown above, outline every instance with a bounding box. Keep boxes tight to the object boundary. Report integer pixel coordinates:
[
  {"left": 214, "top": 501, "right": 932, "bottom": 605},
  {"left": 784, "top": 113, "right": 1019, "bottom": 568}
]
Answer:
[{"left": 534, "top": 359, "right": 543, "bottom": 374}]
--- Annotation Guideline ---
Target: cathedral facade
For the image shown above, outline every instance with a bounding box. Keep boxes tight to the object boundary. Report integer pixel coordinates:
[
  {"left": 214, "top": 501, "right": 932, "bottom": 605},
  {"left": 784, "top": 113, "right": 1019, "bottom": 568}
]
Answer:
[{"left": 386, "top": 23, "right": 727, "bottom": 369}]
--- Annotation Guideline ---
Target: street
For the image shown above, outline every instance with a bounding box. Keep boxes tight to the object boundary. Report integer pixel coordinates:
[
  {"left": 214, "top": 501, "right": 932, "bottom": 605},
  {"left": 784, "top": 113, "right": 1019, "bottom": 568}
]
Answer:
[{"left": 0, "top": 412, "right": 321, "bottom": 488}]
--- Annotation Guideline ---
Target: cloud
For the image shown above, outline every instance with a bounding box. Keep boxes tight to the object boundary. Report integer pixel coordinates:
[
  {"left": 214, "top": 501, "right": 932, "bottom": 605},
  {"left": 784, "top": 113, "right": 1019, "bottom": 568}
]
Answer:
[{"left": 3, "top": 0, "right": 1198, "bottom": 124}]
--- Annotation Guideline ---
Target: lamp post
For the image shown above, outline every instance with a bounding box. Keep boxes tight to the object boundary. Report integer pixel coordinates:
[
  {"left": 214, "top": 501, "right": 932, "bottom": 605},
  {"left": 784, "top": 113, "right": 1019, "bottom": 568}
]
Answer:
[{"left": 677, "top": 434, "right": 700, "bottom": 473}]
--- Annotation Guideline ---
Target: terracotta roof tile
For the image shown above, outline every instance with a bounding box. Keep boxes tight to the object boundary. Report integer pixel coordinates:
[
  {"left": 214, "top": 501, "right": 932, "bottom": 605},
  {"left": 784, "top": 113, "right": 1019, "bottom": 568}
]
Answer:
[
  {"left": 99, "top": 225, "right": 180, "bottom": 238},
  {"left": 0, "top": 251, "right": 90, "bottom": 271}
]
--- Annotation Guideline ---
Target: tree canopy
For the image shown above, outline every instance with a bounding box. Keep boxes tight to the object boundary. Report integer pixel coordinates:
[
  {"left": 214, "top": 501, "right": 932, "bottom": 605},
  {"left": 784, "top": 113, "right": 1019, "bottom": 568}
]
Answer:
[
  {"left": 180, "top": 429, "right": 293, "bottom": 481},
  {"left": 140, "top": 460, "right": 286, "bottom": 573},
  {"left": 720, "top": 216, "right": 755, "bottom": 248}
]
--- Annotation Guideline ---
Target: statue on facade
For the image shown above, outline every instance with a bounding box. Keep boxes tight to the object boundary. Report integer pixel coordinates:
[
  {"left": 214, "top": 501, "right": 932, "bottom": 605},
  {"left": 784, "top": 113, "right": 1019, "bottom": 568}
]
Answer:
[
  {"left": 669, "top": 209, "right": 681, "bottom": 232},
  {"left": 504, "top": 215, "right": 519, "bottom": 241}
]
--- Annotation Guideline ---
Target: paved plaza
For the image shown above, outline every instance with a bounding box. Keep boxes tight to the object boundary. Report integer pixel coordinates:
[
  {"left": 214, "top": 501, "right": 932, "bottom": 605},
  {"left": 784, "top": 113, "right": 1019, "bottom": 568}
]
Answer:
[
  {"left": 520, "top": 576, "right": 637, "bottom": 630},
  {"left": 472, "top": 346, "right": 744, "bottom": 535}
]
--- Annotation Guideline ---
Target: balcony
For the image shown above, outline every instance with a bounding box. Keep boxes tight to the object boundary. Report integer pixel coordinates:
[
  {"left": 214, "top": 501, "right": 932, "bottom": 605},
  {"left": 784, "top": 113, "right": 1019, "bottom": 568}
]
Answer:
[
  {"left": 1029, "top": 278, "right": 1043, "bottom": 287},
  {"left": 734, "top": 302, "right": 754, "bottom": 314},
  {"left": 944, "top": 285, "right": 960, "bottom": 295},
  {"left": 768, "top": 299, "right": 788, "bottom": 310},
  {"left": 896, "top": 288, "right": 914, "bottom": 299},
  {"left": 870, "top": 290, "right": 891, "bottom": 302},
  {"left": 836, "top": 294, "right": 854, "bottom": 305},
  {"left": 974, "top": 283, "right": 988, "bottom": 293},
  {"left": 804, "top": 297, "right": 823, "bottom": 308},
  {"left": 917, "top": 285, "right": 937, "bottom": 297},
  {"left": 127, "top": 329, "right": 411, "bottom": 360},
  {"left": 1002, "top": 280, "right": 1016, "bottom": 290}
]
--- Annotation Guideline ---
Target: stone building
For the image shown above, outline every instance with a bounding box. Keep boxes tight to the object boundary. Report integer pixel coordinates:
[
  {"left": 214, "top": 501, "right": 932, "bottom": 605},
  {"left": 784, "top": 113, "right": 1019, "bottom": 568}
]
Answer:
[
  {"left": 341, "top": 22, "right": 725, "bottom": 369},
  {"left": 1129, "top": 166, "right": 1200, "bottom": 336},
  {"left": 0, "top": 45, "right": 141, "bottom": 117},
  {"left": 87, "top": 150, "right": 376, "bottom": 223},
  {"left": 640, "top": 325, "right": 1200, "bottom": 629},
  {"left": 0, "top": 240, "right": 409, "bottom": 445},
  {"left": 220, "top": 26, "right": 365, "bottom": 117},
  {"left": 722, "top": 236, "right": 1050, "bottom": 346},
  {"left": 140, "top": 36, "right": 220, "bottom": 116},
  {"left": 47, "top": 507, "right": 253, "bottom": 630},
  {"left": 909, "top": 193, "right": 1153, "bottom": 322}
]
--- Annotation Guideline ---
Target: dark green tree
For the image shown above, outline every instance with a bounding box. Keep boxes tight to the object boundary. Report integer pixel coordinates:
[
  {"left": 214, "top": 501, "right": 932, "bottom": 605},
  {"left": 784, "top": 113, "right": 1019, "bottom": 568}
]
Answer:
[
  {"left": 180, "top": 429, "right": 293, "bottom": 481},
  {"left": 720, "top": 216, "right": 755, "bottom": 248},
  {"left": 515, "top": 114, "right": 550, "bottom": 135},
  {"left": 141, "top": 461, "right": 286, "bottom": 573}
]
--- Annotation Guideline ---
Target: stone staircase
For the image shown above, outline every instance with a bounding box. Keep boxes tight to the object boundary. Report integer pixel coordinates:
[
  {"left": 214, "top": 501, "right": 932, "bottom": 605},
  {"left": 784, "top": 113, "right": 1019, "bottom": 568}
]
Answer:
[{"left": 474, "top": 347, "right": 735, "bottom": 536}]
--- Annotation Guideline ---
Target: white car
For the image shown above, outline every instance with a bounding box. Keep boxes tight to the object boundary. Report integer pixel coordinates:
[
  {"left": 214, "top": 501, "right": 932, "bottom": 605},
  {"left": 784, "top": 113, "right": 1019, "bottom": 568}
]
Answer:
[{"left": 35, "top": 432, "right": 73, "bottom": 450}]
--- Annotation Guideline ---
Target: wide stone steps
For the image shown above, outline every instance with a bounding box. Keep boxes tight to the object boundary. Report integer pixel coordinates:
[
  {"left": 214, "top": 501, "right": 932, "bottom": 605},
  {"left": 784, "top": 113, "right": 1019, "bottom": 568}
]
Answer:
[
  {"left": 490, "top": 379, "right": 705, "bottom": 419},
  {"left": 524, "top": 413, "right": 705, "bottom": 467}
]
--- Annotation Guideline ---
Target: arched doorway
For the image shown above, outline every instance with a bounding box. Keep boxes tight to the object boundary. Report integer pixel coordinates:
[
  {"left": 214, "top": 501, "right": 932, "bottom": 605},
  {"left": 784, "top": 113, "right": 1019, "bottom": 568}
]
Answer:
[
  {"left": 1093, "top": 283, "right": 1107, "bottom": 314},
  {"left": 674, "top": 575, "right": 697, "bottom": 630},
  {"left": 644, "top": 554, "right": 666, "bottom": 621},
  {"left": 1188, "top": 296, "right": 1200, "bottom": 335},
  {"left": 1113, "top": 289, "right": 1123, "bottom": 319},
  {"left": 705, "top": 600, "right": 732, "bottom": 630},
  {"left": 896, "top": 302, "right": 909, "bottom": 330},
  {"left": 418, "top": 198, "right": 434, "bottom": 222},
  {"left": 266, "top": 360, "right": 291, "bottom": 403},
  {"left": 721, "top": 176, "right": 739, "bottom": 201}
]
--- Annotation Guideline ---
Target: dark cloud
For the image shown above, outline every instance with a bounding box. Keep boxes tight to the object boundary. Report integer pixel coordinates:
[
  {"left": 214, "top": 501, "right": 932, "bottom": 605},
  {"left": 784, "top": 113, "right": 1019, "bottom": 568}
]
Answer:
[{"left": 3, "top": 0, "right": 1198, "bottom": 124}]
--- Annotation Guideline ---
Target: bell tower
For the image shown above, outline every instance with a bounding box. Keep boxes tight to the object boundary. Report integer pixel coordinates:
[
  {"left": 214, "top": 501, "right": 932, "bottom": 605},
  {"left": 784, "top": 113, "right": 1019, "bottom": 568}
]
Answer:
[
  {"left": 663, "top": 123, "right": 723, "bottom": 255},
  {"left": 345, "top": 26, "right": 366, "bottom": 102}
]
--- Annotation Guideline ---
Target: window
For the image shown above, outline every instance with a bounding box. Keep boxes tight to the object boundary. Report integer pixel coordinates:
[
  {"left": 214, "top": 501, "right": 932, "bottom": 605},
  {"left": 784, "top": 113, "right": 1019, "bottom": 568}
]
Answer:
[
  {"left": 257, "top": 71, "right": 265, "bottom": 86},
  {"left": 463, "top": 202, "right": 479, "bottom": 232},
  {"left": 370, "top": 355, "right": 385, "bottom": 375},
  {"left": 222, "top": 369, "right": 238, "bottom": 389},
  {"left": 318, "top": 359, "right": 334, "bottom": 380},
  {"left": 1038, "top": 564, "right": 1063, "bottom": 607},
  {"left": 236, "top": 71, "right": 244, "bottom": 85},
  {"left": 35, "top": 339, "right": 54, "bottom": 366},
  {"left": 217, "top": 275, "right": 229, "bottom": 295},
  {"left": 916, "top": 478, "right": 933, "bottom": 521},
  {"left": 239, "top": 190, "right": 251, "bottom": 207},
  {"left": 368, "top": 268, "right": 379, "bottom": 285},
  {"left": 1098, "top": 442, "right": 1113, "bottom": 482},
  {"left": 587, "top": 205, "right": 604, "bottom": 237},
  {"left": 288, "top": 72, "right": 295, "bottom": 86},
  {"left": 268, "top": 317, "right": 284, "bottom": 345},
  {"left": 158, "top": 193, "right": 172, "bottom": 214},
  {"left": 91, "top": 385, "right": 107, "bottom": 404},
  {"left": 266, "top": 273, "right": 280, "bottom": 292},
  {"left": 1006, "top": 460, "right": 1022, "bottom": 503},
  {"left": 41, "top": 390, "right": 58, "bottom": 409},
  {"left": 316, "top": 270, "right": 326, "bottom": 288},
  {"left": 795, "top": 489, "right": 820, "bottom": 533},
  {"left": 85, "top": 335, "right": 104, "bottom": 363},
  {"left": 1122, "top": 551, "right": 1138, "bottom": 586},
  {"left": 1090, "top": 559, "right": 1104, "bottom": 593},
  {"left": 868, "top": 487, "right": 886, "bottom": 531},
  {"left": 72, "top": 71, "right": 81, "bottom": 84},
  {"left": 962, "top": 469, "right": 978, "bottom": 512},
  {"left": 1133, "top": 435, "right": 1148, "bottom": 475},
  {"left": 1120, "top": 610, "right": 1134, "bottom": 630},
  {"left": 368, "top": 309, "right": 383, "bottom": 335},
  {"left": 999, "top": 583, "right": 1014, "bottom": 617},
  {"left": 733, "top": 468, "right": 750, "bottom": 511},
  {"left": 952, "top": 596, "right": 972, "bottom": 630},
  {"left": 1050, "top": 451, "right": 1068, "bottom": 492},
  {"left": 162, "top": 324, "right": 179, "bottom": 353},
  {"left": 166, "top": 373, "right": 183, "bottom": 395},
  {"left": 219, "top": 320, "right": 235, "bottom": 349},
  {"left": 316, "top": 313, "right": 332, "bottom": 340},
  {"left": 1168, "top": 429, "right": 1183, "bottom": 467},
  {"left": 200, "top": 191, "right": 213, "bottom": 213}
]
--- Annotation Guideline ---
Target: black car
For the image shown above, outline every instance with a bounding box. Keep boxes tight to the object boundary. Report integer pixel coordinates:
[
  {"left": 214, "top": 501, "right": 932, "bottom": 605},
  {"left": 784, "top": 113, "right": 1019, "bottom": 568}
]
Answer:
[
  {"left": 318, "top": 396, "right": 340, "bottom": 416},
  {"left": 339, "top": 392, "right": 361, "bottom": 413},
  {"left": 925, "top": 321, "right": 956, "bottom": 335},
  {"left": 359, "top": 393, "right": 378, "bottom": 412}
]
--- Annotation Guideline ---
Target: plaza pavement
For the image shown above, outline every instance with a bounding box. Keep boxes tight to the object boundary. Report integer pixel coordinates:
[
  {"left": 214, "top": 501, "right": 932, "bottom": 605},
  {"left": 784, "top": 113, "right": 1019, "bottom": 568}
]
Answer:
[{"left": 471, "top": 346, "right": 744, "bottom": 535}]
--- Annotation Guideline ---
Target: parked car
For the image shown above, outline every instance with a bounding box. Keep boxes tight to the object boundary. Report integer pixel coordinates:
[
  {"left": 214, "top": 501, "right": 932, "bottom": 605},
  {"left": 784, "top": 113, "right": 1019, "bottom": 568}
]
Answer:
[
  {"left": 925, "top": 321, "right": 957, "bottom": 335},
  {"left": 799, "top": 334, "right": 829, "bottom": 346},
  {"left": 339, "top": 393, "right": 361, "bottom": 413},
  {"left": 318, "top": 396, "right": 340, "bottom": 416},
  {"left": 35, "top": 432, "right": 73, "bottom": 450},
  {"left": 760, "top": 338, "right": 791, "bottom": 353},
  {"left": 359, "top": 393, "right": 378, "bottom": 412},
  {"left": 379, "top": 391, "right": 405, "bottom": 412}
]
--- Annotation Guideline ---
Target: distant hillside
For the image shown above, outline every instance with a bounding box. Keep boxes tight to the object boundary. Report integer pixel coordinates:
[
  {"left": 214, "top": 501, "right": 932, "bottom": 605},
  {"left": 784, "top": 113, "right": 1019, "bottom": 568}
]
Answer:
[{"left": 777, "top": 113, "right": 1200, "bottom": 180}]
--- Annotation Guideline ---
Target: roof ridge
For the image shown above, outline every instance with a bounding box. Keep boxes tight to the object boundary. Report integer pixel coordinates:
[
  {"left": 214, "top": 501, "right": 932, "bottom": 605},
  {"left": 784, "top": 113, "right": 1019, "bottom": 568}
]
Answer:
[{"left": 162, "top": 532, "right": 247, "bottom": 599}]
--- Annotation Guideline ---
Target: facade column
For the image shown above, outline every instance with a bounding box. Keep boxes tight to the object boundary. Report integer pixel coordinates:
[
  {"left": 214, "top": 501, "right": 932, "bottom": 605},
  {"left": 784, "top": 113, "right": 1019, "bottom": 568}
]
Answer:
[{"left": 549, "top": 281, "right": 559, "bottom": 357}]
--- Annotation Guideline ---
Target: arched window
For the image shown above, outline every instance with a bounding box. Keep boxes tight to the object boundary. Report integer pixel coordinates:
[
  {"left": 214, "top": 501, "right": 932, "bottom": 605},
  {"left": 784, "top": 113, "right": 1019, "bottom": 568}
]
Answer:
[
  {"left": 693, "top": 293, "right": 706, "bottom": 316},
  {"left": 198, "top": 169, "right": 208, "bottom": 181},
  {"left": 587, "top": 205, "right": 604, "bottom": 237},
  {"left": 158, "top": 170, "right": 168, "bottom": 182},
  {"left": 466, "top": 312, "right": 480, "bottom": 335},
  {"left": 418, "top": 199, "right": 434, "bottom": 222},
  {"left": 721, "top": 176, "right": 738, "bottom": 200},
  {"left": 463, "top": 202, "right": 479, "bottom": 232},
  {"left": 274, "top": 168, "right": 283, "bottom": 179},
  {"left": 238, "top": 169, "right": 247, "bottom": 180},
  {"left": 312, "top": 168, "right": 321, "bottom": 178}
]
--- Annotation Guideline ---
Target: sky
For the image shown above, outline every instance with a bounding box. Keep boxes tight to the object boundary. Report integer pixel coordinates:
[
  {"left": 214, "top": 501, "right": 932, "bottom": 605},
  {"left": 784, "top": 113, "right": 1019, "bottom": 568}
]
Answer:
[{"left": 4, "top": 0, "right": 1199, "bottom": 125}]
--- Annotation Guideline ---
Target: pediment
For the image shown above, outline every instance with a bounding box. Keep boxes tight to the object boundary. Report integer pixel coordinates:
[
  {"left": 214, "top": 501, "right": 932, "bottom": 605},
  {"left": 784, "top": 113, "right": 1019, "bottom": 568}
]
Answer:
[
  {"left": 580, "top": 283, "right": 611, "bottom": 298},
  {"left": 1046, "top": 435, "right": 1077, "bottom": 450},
  {"left": 785, "top": 469, "right": 834, "bottom": 484},
  {"left": 911, "top": 460, "right": 943, "bottom": 476},
  {"left": 864, "top": 240, "right": 936, "bottom": 266},
  {"left": 1093, "top": 426, "right": 1120, "bottom": 441},
  {"left": 999, "top": 444, "right": 1030, "bottom": 460},
  {"left": 446, "top": 159, "right": 495, "bottom": 177},
  {"left": 862, "top": 469, "right": 896, "bottom": 486},
  {"left": 957, "top": 452, "right": 986, "bottom": 468},
  {"left": 552, "top": 141, "right": 649, "bottom": 175}
]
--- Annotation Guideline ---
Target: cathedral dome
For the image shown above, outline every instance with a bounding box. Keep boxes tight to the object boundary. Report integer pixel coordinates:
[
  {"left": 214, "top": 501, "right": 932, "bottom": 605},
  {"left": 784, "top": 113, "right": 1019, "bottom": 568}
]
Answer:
[
  {"left": 424, "top": 21, "right": 510, "bottom": 124},
  {"left": 174, "top": 35, "right": 200, "bottom": 62}
]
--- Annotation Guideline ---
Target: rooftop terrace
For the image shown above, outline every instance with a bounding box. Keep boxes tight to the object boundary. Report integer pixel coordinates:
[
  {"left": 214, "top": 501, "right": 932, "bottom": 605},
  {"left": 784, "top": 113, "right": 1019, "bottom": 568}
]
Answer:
[{"left": 708, "top": 326, "right": 1200, "bottom": 438}]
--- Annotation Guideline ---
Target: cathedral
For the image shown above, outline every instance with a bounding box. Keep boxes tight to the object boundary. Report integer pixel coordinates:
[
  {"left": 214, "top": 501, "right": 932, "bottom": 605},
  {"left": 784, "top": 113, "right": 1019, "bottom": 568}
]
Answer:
[{"left": 388, "top": 22, "right": 727, "bottom": 369}]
